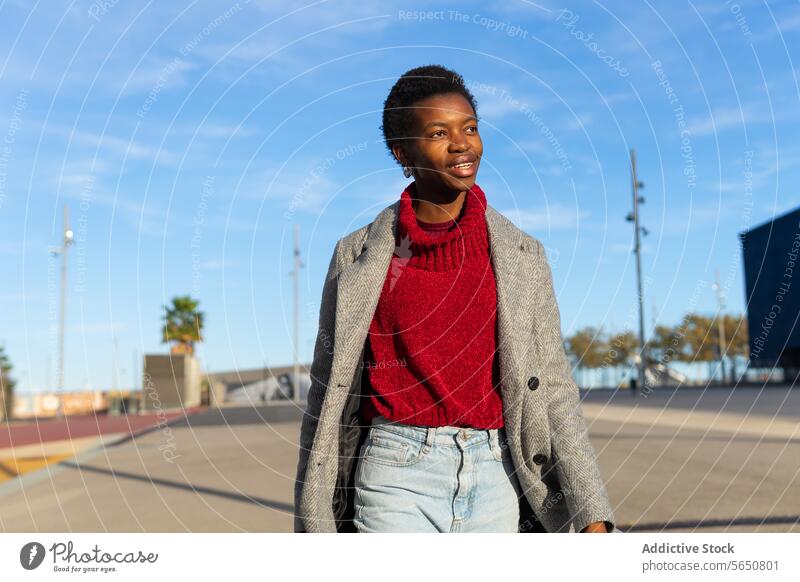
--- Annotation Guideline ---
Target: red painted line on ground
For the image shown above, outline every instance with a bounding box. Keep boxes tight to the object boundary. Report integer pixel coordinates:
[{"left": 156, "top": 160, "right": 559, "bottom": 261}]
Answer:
[{"left": 0, "top": 407, "right": 204, "bottom": 448}]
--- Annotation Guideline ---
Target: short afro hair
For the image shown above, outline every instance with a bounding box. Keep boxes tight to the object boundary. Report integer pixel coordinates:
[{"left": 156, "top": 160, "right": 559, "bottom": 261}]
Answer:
[{"left": 381, "top": 64, "right": 478, "bottom": 165}]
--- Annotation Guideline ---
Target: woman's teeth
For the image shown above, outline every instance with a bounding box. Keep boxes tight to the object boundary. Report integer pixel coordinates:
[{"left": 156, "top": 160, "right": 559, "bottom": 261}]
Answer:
[{"left": 453, "top": 162, "right": 473, "bottom": 168}]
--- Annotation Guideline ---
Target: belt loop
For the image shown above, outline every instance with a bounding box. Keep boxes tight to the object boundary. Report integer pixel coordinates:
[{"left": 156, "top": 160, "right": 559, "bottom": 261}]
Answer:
[
  {"left": 487, "top": 428, "right": 498, "bottom": 450},
  {"left": 425, "top": 426, "right": 435, "bottom": 449}
]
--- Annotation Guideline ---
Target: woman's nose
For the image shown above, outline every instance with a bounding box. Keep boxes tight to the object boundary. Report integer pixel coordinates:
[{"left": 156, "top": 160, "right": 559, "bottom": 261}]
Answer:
[{"left": 448, "top": 136, "right": 468, "bottom": 152}]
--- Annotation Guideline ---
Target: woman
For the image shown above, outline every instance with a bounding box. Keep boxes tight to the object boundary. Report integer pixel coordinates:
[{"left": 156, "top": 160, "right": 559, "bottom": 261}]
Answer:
[{"left": 294, "top": 64, "right": 616, "bottom": 533}]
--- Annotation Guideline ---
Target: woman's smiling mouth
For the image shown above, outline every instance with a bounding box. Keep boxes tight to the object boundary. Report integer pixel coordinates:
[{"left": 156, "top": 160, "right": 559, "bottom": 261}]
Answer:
[{"left": 447, "top": 155, "right": 478, "bottom": 177}]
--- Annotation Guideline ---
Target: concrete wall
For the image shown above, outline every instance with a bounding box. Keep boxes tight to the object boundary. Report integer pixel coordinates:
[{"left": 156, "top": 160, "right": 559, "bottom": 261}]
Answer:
[
  {"left": 142, "top": 353, "right": 202, "bottom": 410},
  {"left": 208, "top": 364, "right": 312, "bottom": 402},
  {"left": 207, "top": 379, "right": 227, "bottom": 407}
]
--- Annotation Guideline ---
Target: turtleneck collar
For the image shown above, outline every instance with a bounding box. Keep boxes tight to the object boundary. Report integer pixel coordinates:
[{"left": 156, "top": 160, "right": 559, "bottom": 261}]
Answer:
[{"left": 395, "top": 181, "right": 489, "bottom": 271}]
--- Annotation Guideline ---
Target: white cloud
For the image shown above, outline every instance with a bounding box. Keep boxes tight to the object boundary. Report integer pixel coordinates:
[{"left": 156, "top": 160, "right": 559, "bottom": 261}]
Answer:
[
  {"left": 500, "top": 202, "right": 589, "bottom": 230},
  {"left": 562, "top": 112, "right": 593, "bottom": 131},
  {"left": 192, "top": 2, "right": 393, "bottom": 70},
  {"left": 486, "top": 0, "right": 556, "bottom": 19},
  {"left": 232, "top": 151, "right": 385, "bottom": 216},
  {"left": 34, "top": 320, "right": 127, "bottom": 339},
  {"left": 188, "top": 123, "right": 261, "bottom": 139},
  {"left": 465, "top": 81, "right": 548, "bottom": 121},
  {"left": 47, "top": 125, "right": 179, "bottom": 165},
  {"left": 117, "top": 57, "right": 197, "bottom": 96},
  {"left": 777, "top": 13, "right": 800, "bottom": 33},
  {"left": 687, "top": 106, "right": 754, "bottom": 137},
  {"left": 198, "top": 258, "right": 231, "bottom": 270}
]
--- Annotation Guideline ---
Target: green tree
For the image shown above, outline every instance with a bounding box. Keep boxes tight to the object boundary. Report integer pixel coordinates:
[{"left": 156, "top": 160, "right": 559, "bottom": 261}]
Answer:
[
  {"left": 0, "top": 344, "right": 16, "bottom": 422},
  {"left": 723, "top": 314, "right": 749, "bottom": 360},
  {"left": 566, "top": 326, "right": 607, "bottom": 368},
  {"left": 565, "top": 326, "right": 609, "bottom": 385},
  {"left": 605, "top": 331, "right": 639, "bottom": 366},
  {"left": 682, "top": 313, "right": 718, "bottom": 377},
  {"left": 710, "top": 313, "right": 749, "bottom": 382},
  {"left": 598, "top": 330, "right": 639, "bottom": 388},
  {"left": 161, "top": 295, "right": 204, "bottom": 355},
  {"left": 648, "top": 324, "right": 687, "bottom": 365}
]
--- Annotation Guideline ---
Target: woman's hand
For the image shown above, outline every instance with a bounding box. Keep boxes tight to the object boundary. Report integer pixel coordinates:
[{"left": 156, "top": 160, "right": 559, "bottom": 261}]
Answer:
[{"left": 580, "top": 521, "right": 609, "bottom": 533}]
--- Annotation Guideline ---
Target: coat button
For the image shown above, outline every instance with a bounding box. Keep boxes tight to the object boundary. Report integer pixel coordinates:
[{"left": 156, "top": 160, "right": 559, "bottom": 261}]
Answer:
[
  {"left": 527, "top": 376, "right": 540, "bottom": 391},
  {"left": 532, "top": 453, "right": 548, "bottom": 465}
]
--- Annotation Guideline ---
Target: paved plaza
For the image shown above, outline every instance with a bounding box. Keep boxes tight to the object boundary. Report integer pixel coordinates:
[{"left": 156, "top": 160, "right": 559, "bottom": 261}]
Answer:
[{"left": 0, "top": 387, "right": 797, "bottom": 532}]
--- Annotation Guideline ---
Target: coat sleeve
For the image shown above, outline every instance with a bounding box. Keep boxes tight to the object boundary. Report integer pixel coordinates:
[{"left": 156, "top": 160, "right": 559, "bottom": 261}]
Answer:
[
  {"left": 293, "top": 239, "right": 342, "bottom": 533},
  {"left": 531, "top": 238, "right": 616, "bottom": 533}
]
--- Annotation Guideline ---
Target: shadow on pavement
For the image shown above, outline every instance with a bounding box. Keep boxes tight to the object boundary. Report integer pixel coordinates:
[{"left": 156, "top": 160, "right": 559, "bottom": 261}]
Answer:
[
  {"left": 57, "top": 461, "right": 293, "bottom": 513},
  {"left": 622, "top": 515, "right": 800, "bottom": 531}
]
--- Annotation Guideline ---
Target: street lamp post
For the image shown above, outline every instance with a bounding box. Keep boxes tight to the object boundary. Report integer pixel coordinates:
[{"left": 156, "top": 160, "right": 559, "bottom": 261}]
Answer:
[
  {"left": 51, "top": 204, "right": 74, "bottom": 418},
  {"left": 289, "top": 224, "right": 304, "bottom": 403},
  {"left": 625, "top": 150, "right": 648, "bottom": 395},
  {"left": 712, "top": 268, "right": 728, "bottom": 384}
]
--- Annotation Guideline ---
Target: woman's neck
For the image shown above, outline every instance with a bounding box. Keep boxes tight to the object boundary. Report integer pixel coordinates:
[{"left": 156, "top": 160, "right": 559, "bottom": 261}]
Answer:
[{"left": 411, "top": 184, "right": 468, "bottom": 223}]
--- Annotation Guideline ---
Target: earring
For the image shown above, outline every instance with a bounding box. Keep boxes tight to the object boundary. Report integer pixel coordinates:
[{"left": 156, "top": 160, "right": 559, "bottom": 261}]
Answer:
[{"left": 403, "top": 165, "right": 412, "bottom": 178}]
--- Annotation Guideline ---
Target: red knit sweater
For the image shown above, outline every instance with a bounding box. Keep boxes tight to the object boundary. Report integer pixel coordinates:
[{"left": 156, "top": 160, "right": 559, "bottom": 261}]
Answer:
[{"left": 360, "top": 182, "right": 504, "bottom": 429}]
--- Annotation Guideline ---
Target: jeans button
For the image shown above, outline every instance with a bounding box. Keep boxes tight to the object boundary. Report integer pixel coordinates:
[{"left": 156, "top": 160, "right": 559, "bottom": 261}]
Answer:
[{"left": 458, "top": 429, "right": 468, "bottom": 440}]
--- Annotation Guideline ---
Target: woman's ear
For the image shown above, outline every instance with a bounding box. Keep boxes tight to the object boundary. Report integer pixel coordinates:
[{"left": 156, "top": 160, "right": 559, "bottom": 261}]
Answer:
[
  {"left": 391, "top": 143, "right": 409, "bottom": 168},
  {"left": 392, "top": 143, "right": 415, "bottom": 178}
]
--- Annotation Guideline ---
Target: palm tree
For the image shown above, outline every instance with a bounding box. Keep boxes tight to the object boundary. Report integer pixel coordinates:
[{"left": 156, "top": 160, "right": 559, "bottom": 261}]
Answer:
[
  {"left": 161, "top": 295, "right": 204, "bottom": 355},
  {"left": 0, "top": 344, "right": 16, "bottom": 422}
]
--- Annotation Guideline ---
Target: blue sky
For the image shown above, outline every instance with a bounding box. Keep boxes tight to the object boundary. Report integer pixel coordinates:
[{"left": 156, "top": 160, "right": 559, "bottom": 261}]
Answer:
[{"left": 0, "top": 0, "right": 798, "bottom": 392}]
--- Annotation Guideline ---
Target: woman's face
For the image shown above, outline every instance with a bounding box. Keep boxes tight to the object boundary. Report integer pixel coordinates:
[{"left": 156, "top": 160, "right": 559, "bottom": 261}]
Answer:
[{"left": 393, "top": 92, "right": 483, "bottom": 195}]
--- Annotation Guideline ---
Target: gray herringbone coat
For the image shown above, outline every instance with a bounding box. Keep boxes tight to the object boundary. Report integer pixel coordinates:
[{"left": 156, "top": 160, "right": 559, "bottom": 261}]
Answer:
[{"left": 294, "top": 197, "right": 617, "bottom": 533}]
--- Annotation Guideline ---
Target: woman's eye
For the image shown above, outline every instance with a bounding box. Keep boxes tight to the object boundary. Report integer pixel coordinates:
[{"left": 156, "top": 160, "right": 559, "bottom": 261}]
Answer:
[
  {"left": 431, "top": 130, "right": 446, "bottom": 138},
  {"left": 465, "top": 125, "right": 478, "bottom": 134}
]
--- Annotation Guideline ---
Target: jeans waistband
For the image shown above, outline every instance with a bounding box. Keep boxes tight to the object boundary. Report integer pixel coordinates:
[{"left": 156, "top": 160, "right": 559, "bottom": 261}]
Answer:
[{"left": 369, "top": 415, "right": 506, "bottom": 449}]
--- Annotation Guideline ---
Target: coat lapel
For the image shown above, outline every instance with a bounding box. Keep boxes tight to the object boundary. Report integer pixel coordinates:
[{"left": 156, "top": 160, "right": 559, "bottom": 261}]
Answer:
[
  {"left": 331, "top": 199, "right": 537, "bottom": 408},
  {"left": 484, "top": 206, "right": 537, "bottom": 410},
  {"left": 331, "top": 203, "right": 398, "bottom": 387}
]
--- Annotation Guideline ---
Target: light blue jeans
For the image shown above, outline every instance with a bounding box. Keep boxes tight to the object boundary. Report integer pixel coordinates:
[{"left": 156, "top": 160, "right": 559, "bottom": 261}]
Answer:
[{"left": 353, "top": 415, "right": 523, "bottom": 532}]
